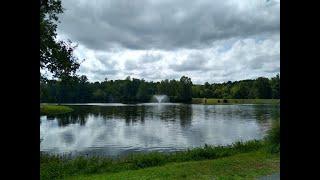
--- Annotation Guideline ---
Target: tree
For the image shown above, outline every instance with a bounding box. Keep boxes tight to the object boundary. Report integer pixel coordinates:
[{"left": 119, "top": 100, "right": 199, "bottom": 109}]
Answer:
[
  {"left": 40, "top": 0, "right": 80, "bottom": 79},
  {"left": 270, "top": 74, "right": 280, "bottom": 99},
  {"left": 253, "top": 77, "right": 272, "bottom": 99},
  {"left": 231, "top": 82, "right": 250, "bottom": 99},
  {"left": 136, "top": 81, "right": 150, "bottom": 102},
  {"left": 178, "top": 76, "right": 193, "bottom": 102}
]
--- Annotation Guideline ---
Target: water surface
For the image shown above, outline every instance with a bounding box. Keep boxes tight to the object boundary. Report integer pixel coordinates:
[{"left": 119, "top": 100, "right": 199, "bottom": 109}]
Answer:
[{"left": 40, "top": 103, "right": 279, "bottom": 157}]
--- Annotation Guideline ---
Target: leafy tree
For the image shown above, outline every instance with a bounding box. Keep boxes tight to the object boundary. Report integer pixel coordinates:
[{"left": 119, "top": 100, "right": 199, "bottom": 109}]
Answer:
[
  {"left": 40, "top": 0, "right": 80, "bottom": 79},
  {"left": 136, "top": 81, "right": 150, "bottom": 102},
  {"left": 270, "top": 74, "right": 280, "bottom": 99},
  {"left": 253, "top": 77, "right": 272, "bottom": 99},
  {"left": 178, "top": 76, "right": 193, "bottom": 102}
]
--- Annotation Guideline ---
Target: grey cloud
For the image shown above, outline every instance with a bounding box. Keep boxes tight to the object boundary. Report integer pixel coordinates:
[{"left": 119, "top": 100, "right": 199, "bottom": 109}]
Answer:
[
  {"left": 249, "top": 54, "right": 279, "bottom": 70},
  {"left": 124, "top": 60, "right": 139, "bottom": 70},
  {"left": 58, "top": 0, "right": 279, "bottom": 50},
  {"left": 59, "top": 0, "right": 280, "bottom": 83},
  {"left": 170, "top": 53, "right": 209, "bottom": 72},
  {"left": 139, "top": 53, "right": 163, "bottom": 63}
]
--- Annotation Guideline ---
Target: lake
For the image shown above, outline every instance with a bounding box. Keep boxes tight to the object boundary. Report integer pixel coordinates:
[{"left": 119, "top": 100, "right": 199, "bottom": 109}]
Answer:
[{"left": 40, "top": 103, "right": 279, "bottom": 157}]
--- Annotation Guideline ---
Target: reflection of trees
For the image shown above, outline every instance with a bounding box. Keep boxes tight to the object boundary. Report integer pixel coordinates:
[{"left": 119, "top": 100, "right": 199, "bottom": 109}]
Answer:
[
  {"left": 253, "top": 105, "right": 270, "bottom": 122},
  {"left": 52, "top": 104, "right": 196, "bottom": 127},
  {"left": 139, "top": 106, "right": 146, "bottom": 124},
  {"left": 179, "top": 105, "right": 192, "bottom": 128},
  {"left": 252, "top": 105, "right": 280, "bottom": 133},
  {"left": 56, "top": 112, "right": 87, "bottom": 126},
  {"left": 124, "top": 106, "right": 139, "bottom": 125},
  {"left": 158, "top": 105, "right": 177, "bottom": 122}
]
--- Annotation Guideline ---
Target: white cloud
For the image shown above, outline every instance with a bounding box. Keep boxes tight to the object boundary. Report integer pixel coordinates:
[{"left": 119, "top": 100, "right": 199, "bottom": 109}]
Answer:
[{"left": 56, "top": 0, "right": 280, "bottom": 84}]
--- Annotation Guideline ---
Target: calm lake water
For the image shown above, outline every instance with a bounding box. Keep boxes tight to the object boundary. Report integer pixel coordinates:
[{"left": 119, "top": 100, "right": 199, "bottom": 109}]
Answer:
[{"left": 40, "top": 103, "right": 279, "bottom": 157}]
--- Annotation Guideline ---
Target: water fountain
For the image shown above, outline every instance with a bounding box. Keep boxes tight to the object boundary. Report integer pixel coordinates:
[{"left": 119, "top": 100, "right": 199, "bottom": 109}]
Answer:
[{"left": 152, "top": 95, "right": 169, "bottom": 103}]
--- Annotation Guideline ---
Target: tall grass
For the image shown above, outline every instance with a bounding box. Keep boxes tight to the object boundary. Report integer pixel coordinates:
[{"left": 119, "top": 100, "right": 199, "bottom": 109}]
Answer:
[
  {"left": 265, "top": 119, "right": 280, "bottom": 153},
  {"left": 40, "top": 140, "right": 264, "bottom": 180}
]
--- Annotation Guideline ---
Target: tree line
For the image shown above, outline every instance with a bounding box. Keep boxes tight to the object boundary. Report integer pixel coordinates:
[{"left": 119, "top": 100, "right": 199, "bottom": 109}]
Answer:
[
  {"left": 40, "top": 74, "right": 279, "bottom": 103},
  {"left": 192, "top": 74, "right": 280, "bottom": 99}
]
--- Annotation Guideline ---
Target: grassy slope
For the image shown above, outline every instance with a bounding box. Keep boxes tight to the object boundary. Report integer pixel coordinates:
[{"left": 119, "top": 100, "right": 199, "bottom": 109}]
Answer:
[
  {"left": 41, "top": 141, "right": 265, "bottom": 179},
  {"left": 66, "top": 150, "right": 279, "bottom": 180},
  {"left": 40, "top": 105, "right": 73, "bottom": 115},
  {"left": 192, "top": 98, "right": 280, "bottom": 105}
]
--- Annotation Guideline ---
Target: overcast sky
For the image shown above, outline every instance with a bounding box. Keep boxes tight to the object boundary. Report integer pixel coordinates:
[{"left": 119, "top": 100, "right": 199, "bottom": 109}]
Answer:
[{"left": 56, "top": 0, "right": 280, "bottom": 84}]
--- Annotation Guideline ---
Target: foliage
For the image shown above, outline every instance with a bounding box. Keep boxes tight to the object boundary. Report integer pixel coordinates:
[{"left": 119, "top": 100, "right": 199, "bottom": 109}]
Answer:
[
  {"left": 40, "top": 0, "right": 80, "bottom": 79},
  {"left": 40, "top": 74, "right": 280, "bottom": 103},
  {"left": 192, "top": 74, "right": 279, "bottom": 100},
  {"left": 40, "top": 76, "right": 193, "bottom": 103}
]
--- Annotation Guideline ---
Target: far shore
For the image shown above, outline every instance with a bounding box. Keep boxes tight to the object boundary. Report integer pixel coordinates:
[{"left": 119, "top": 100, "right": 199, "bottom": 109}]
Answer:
[
  {"left": 41, "top": 98, "right": 280, "bottom": 106},
  {"left": 192, "top": 98, "right": 280, "bottom": 105}
]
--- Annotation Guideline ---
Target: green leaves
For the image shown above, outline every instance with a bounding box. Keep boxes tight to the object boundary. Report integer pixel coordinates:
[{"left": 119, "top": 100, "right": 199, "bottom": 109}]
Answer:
[{"left": 40, "top": 0, "right": 80, "bottom": 80}]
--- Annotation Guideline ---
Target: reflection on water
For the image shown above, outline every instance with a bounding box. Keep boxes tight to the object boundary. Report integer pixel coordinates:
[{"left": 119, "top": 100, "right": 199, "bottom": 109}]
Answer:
[{"left": 40, "top": 104, "right": 279, "bottom": 157}]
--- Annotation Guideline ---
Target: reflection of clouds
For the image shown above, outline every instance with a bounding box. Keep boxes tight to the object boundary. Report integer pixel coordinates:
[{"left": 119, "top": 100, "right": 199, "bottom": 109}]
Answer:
[{"left": 40, "top": 104, "right": 278, "bottom": 156}]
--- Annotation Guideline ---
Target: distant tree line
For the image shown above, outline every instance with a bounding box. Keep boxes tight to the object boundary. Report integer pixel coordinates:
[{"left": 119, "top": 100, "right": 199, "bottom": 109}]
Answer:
[
  {"left": 40, "top": 74, "right": 279, "bottom": 103},
  {"left": 40, "top": 76, "right": 193, "bottom": 103},
  {"left": 192, "top": 74, "right": 280, "bottom": 99}
]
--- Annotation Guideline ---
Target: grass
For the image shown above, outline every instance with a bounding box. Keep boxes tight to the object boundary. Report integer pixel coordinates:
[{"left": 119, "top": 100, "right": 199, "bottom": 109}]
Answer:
[
  {"left": 265, "top": 119, "right": 280, "bottom": 153},
  {"left": 192, "top": 98, "right": 280, "bottom": 105},
  {"left": 40, "top": 104, "right": 73, "bottom": 115},
  {"left": 41, "top": 140, "right": 274, "bottom": 180},
  {"left": 66, "top": 150, "right": 279, "bottom": 180}
]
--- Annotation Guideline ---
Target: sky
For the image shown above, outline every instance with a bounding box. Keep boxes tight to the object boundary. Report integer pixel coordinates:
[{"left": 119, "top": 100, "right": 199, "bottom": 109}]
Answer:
[{"left": 56, "top": 0, "right": 280, "bottom": 84}]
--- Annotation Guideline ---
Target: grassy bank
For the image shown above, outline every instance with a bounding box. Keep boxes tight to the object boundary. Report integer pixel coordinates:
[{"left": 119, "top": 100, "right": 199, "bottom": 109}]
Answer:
[
  {"left": 40, "top": 105, "right": 73, "bottom": 115},
  {"left": 41, "top": 140, "right": 274, "bottom": 180},
  {"left": 66, "top": 150, "right": 279, "bottom": 180},
  {"left": 192, "top": 98, "right": 280, "bottom": 105}
]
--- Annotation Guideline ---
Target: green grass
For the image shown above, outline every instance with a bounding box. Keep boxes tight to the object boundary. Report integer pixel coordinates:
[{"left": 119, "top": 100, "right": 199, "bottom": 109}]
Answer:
[
  {"left": 192, "top": 98, "right": 280, "bottom": 105},
  {"left": 41, "top": 140, "right": 271, "bottom": 180},
  {"left": 66, "top": 150, "right": 279, "bottom": 180},
  {"left": 40, "top": 104, "right": 73, "bottom": 115},
  {"left": 265, "top": 119, "right": 280, "bottom": 153}
]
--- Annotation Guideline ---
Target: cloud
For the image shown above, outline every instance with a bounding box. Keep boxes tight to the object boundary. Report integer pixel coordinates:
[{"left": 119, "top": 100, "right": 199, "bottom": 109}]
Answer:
[
  {"left": 170, "top": 53, "right": 209, "bottom": 72},
  {"left": 58, "top": 0, "right": 279, "bottom": 50},
  {"left": 56, "top": 0, "right": 280, "bottom": 84}
]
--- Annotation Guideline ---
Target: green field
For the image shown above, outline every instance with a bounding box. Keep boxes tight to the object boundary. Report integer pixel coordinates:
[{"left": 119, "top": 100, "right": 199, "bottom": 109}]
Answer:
[
  {"left": 192, "top": 98, "right": 280, "bottom": 105},
  {"left": 40, "top": 104, "right": 73, "bottom": 115},
  {"left": 66, "top": 150, "right": 279, "bottom": 180}
]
